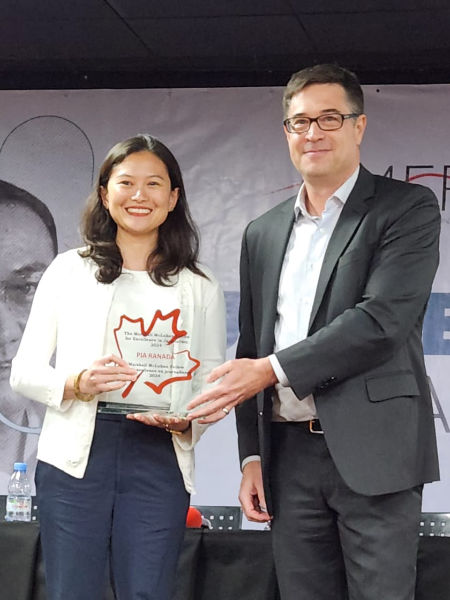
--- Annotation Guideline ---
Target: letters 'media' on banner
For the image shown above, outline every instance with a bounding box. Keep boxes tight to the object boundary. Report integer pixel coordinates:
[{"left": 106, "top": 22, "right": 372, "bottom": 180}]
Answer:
[{"left": 0, "top": 84, "right": 448, "bottom": 510}]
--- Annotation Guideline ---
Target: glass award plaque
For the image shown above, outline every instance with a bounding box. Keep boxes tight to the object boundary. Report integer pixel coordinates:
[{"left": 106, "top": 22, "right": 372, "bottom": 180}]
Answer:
[{"left": 101, "top": 308, "right": 200, "bottom": 417}]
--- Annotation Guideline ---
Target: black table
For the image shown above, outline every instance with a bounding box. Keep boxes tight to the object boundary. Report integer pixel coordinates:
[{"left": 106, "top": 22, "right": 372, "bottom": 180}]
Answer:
[{"left": 1, "top": 522, "right": 449, "bottom": 599}]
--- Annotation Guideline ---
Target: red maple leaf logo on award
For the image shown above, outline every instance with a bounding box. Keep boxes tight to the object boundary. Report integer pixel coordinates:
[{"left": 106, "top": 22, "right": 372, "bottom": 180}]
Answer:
[{"left": 113, "top": 309, "right": 200, "bottom": 399}]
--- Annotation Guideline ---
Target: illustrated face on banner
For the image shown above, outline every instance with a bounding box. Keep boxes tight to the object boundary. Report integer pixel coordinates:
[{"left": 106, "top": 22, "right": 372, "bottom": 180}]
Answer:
[
  {"left": 0, "top": 200, "right": 55, "bottom": 416},
  {"left": 284, "top": 83, "right": 366, "bottom": 186}
]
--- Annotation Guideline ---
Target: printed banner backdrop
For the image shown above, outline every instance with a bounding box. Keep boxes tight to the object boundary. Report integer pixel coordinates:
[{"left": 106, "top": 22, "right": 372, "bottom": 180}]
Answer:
[{"left": 0, "top": 85, "right": 448, "bottom": 520}]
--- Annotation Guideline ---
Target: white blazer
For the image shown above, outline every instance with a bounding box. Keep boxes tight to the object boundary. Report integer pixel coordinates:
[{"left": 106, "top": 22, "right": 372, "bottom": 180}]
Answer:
[{"left": 10, "top": 249, "right": 226, "bottom": 493}]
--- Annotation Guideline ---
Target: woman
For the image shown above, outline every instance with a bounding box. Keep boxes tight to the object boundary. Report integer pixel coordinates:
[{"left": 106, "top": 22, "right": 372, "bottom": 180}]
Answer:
[{"left": 10, "top": 134, "right": 226, "bottom": 600}]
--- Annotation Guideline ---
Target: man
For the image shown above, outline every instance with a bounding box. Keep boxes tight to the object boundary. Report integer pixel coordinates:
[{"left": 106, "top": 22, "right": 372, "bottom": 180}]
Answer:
[
  {"left": 188, "top": 64, "right": 440, "bottom": 599},
  {"left": 0, "top": 180, "right": 57, "bottom": 494}
]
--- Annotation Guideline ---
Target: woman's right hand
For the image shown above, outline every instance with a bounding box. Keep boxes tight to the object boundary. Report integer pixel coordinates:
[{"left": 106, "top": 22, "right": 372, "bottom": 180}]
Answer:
[{"left": 68, "top": 354, "right": 138, "bottom": 399}]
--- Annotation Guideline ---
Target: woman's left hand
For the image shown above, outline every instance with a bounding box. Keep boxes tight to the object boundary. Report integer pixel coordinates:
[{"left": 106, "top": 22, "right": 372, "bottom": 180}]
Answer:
[{"left": 126, "top": 412, "right": 190, "bottom": 434}]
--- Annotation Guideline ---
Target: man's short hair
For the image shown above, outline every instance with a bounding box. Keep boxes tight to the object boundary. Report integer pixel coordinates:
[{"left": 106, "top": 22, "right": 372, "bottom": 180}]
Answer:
[
  {"left": 283, "top": 63, "right": 364, "bottom": 117},
  {"left": 0, "top": 180, "right": 57, "bottom": 255}
]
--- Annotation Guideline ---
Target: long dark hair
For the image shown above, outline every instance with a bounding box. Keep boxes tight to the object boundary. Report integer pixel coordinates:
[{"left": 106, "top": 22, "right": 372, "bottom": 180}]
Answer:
[{"left": 79, "top": 134, "right": 205, "bottom": 285}]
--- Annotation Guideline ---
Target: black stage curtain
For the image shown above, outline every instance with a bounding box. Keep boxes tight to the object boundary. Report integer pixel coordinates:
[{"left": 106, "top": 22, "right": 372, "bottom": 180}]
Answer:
[{"left": 1, "top": 522, "right": 449, "bottom": 599}]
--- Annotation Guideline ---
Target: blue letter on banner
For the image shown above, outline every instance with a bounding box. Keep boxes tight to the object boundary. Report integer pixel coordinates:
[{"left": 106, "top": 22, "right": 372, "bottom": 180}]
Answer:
[{"left": 423, "top": 293, "right": 450, "bottom": 355}]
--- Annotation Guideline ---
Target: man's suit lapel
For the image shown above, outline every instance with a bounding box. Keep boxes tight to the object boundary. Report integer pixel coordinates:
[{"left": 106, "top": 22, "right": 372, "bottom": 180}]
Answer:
[
  {"left": 260, "top": 197, "right": 296, "bottom": 355},
  {"left": 308, "top": 166, "right": 376, "bottom": 329}
]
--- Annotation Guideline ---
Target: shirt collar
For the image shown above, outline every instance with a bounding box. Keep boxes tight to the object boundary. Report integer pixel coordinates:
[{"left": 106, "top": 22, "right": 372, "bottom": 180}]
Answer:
[{"left": 294, "top": 165, "right": 360, "bottom": 221}]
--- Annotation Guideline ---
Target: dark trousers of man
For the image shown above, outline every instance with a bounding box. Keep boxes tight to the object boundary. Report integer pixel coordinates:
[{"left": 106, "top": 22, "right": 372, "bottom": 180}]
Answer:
[
  {"left": 36, "top": 413, "right": 189, "bottom": 600},
  {"left": 270, "top": 422, "right": 422, "bottom": 600}
]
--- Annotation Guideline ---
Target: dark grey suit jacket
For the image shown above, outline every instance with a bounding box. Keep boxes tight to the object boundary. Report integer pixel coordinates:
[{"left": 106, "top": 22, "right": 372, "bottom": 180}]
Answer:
[{"left": 236, "top": 166, "right": 440, "bottom": 509}]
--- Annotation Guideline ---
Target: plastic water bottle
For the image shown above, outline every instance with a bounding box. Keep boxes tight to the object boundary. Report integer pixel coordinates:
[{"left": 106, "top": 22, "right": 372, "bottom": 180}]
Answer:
[{"left": 5, "top": 462, "right": 32, "bottom": 522}]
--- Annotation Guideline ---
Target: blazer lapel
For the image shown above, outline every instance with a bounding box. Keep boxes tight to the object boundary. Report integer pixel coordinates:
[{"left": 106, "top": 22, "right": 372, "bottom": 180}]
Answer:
[
  {"left": 308, "top": 166, "right": 375, "bottom": 329},
  {"left": 86, "top": 275, "right": 117, "bottom": 357},
  {"left": 260, "top": 197, "right": 296, "bottom": 355}
]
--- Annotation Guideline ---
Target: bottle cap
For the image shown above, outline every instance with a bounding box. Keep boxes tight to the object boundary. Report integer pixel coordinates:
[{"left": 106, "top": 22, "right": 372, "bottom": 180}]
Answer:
[{"left": 13, "top": 462, "right": 27, "bottom": 471}]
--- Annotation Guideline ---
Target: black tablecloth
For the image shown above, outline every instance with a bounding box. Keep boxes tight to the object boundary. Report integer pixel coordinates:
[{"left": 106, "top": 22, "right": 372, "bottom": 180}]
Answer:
[{"left": 1, "top": 522, "right": 449, "bottom": 599}]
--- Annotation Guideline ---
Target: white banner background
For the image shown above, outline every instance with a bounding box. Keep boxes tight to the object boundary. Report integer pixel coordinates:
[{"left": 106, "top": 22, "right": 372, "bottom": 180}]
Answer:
[{"left": 0, "top": 85, "right": 448, "bottom": 517}]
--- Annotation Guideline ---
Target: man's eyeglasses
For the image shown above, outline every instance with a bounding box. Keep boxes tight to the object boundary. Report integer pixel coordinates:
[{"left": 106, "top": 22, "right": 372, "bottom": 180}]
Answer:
[{"left": 283, "top": 112, "right": 361, "bottom": 134}]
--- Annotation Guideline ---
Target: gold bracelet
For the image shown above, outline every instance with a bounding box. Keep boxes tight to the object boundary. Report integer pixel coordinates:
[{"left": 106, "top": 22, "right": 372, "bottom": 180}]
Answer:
[
  {"left": 74, "top": 369, "right": 95, "bottom": 402},
  {"left": 165, "top": 423, "right": 191, "bottom": 436}
]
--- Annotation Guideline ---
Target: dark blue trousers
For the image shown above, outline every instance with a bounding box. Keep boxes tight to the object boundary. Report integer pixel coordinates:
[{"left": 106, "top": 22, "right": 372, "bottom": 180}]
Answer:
[{"left": 36, "top": 413, "right": 189, "bottom": 600}]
